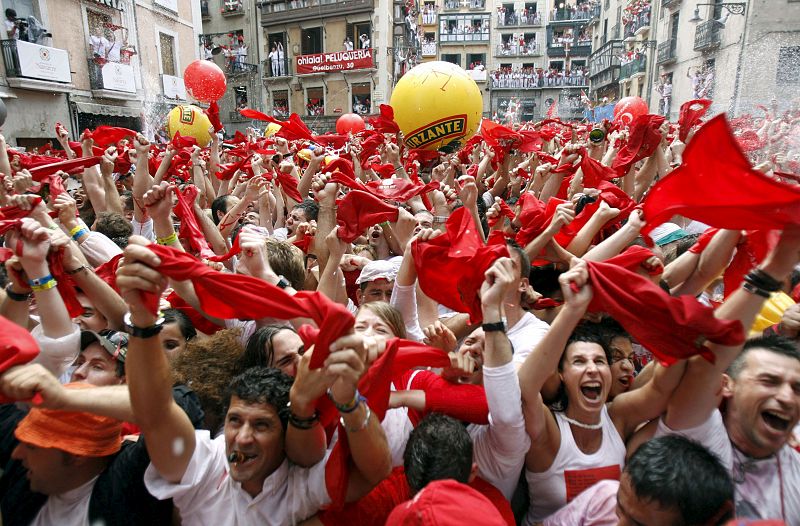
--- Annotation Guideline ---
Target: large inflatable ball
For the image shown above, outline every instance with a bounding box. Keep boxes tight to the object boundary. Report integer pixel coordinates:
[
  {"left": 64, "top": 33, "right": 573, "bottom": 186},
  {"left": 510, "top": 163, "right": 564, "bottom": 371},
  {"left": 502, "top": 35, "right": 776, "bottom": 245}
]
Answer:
[
  {"left": 166, "top": 105, "right": 213, "bottom": 146},
  {"left": 264, "top": 122, "right": 281, "bottom": 138},
  {"left": 390, "top": 61, "right": 483, "bottom": 151},
  {"left": 336, "top": 113, "right": 366, "bottom": 134},
  {"left": 613, "top": 96, "right": 649, "bottom": 126},
  {"left": 184, "top": 60, "right": 227, "bottom": 103}
]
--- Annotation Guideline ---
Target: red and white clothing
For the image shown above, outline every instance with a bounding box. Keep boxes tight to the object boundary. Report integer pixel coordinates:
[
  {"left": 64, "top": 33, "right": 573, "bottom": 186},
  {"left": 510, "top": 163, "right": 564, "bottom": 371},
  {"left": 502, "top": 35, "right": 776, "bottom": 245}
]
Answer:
[
  {"left": 542, "top": 479, "right": 619, "bottom": 526},
  {"left": 524, "top": 406, "right": 626, "bottom": 524},
  {"left": 655, "top": 410, "right": 800, "bottom": 522}
]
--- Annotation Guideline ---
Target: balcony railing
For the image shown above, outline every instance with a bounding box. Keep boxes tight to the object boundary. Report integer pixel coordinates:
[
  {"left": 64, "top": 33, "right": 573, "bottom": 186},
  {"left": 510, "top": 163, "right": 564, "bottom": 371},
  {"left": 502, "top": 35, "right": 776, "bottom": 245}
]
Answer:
[
  {"left": 623, "top": 8, "right": 651, "bottom": 39},
  {"left": 225, "top": 61, "right": 259, "bottom": 77},
  {"left": 657, "top": 38, "right": 677, "bottom": 64},
  {"left": 547, "top": 39, "right": 592, "bottom": 57},
  {"left": 550, "top": 6, "right": 593, "bottom": 22},
  {"left": 440, "top": 30, "right": 490, "bottom": 43},
  {"left": 694, "top": 20, "right": 720, "bottom": 51},
  {"left": 611, "top": 24, "right": 620, "bottom": 39},
  {"left": 260, "top": 0, "right": 374, "bottom": 26},
  {"left": 588, "top": 4, "right": 601, "bottom": 21},
  {"left": 662, "top": 0, "right": 680, "bottom": 7},
  {"left": 221, "top": 0, "right": 244, "bottom": 16},
  {"left": 589, "top": 39, "right": 623, "bottom": 77},
  {"left": 201, "top": 0, "right": 211, "bottom": 19},
  {"left": 443, "top": 0, "right": 485, "bottom": 9},
  {"left": 262, "top": 56, "right": 290, "bottom": 78},
  {"left": 495, "top": 42, "right": 540, "bottom": 57},
  {"left": 1, "top": 39, "right": 71, "bottom": 84},
  {"left": 421, "top": 42, "right": 437, "bottom": 57},
  {"left": 489, "top": 73, "right": 587, "bottom": 89},
  {"left": 87, "top": 58, "right": 136, "bottom": 93},
  {"left": 496, "top": 12, "right": 544, "bottom": 27},
  {"left": 619, "top": 54, "right": 647, "bottom": 80}
]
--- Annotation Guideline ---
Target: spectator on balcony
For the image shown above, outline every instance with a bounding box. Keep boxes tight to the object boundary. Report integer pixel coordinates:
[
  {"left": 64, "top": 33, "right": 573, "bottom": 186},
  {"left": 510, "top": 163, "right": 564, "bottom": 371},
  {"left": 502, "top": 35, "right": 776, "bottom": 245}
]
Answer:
[
  {"left": 90, "top": 26, "right": 110, "bottom": 61},
  {"left": 4, "top": 8, "right": 18, "bottom": 40},
  {"left": 202, "top": 40, "right": 214, "bottom": 61},
  {"left": 359, "top": 34, "right": 370, "bottom": 49},
  {"left": 344, "top": 37, "right": 354, "bottom": 51},
  {"left": 235, "top": 36, "right": 247, "bottom": 71},
  {"left": 106, "top": 29, "right": 121, "bottom": 63},
  {"left": 656, "top": 74, "right": 672, "bottom": 117},
  {"left": 497, "top": 6, "right": 506, "bottom": 25}
]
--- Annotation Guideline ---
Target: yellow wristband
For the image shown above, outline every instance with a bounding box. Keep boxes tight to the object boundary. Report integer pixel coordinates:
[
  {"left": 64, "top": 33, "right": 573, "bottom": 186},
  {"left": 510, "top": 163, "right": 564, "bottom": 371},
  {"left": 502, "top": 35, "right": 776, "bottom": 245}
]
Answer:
[
  {"left": 30, "top": 279, "right": 57, "bottom": 292},
  {"left": 157, "top": 232, "right": 178, "bottom": 246},
  {"left": 68, "top": 225, "right": 84, "bottom": 237}
]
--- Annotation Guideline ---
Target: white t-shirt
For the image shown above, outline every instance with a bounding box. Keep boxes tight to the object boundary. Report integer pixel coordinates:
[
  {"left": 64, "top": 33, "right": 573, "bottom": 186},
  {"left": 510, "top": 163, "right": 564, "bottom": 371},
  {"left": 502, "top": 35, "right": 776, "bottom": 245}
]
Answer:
[
  {"left": 542, "top": 479, "right": 619, "bottom": 526},
  {"left": 145, "top": 431, "right": 330, "bottom": 526},
  {"left": 655, "top": 411, "right": 800, "bottom": 522},
  {"left": 468, "top": 361, "right": 530, "bottom": 500},
  {"left": 32, "top": 475, "right": 97, "bottom": 526},
  {"left": 509, "top": 311, "right": 551, "bottom": 369},
  {"left": 271, "top": 227, "right": 289, "bottom": 241}
]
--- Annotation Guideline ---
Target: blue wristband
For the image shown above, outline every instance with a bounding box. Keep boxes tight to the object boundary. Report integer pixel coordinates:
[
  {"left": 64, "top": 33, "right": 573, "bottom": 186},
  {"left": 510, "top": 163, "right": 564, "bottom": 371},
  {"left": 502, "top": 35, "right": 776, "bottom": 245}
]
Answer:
[{"left": 28, "top": 274, "right": 54, "bottom": 287}]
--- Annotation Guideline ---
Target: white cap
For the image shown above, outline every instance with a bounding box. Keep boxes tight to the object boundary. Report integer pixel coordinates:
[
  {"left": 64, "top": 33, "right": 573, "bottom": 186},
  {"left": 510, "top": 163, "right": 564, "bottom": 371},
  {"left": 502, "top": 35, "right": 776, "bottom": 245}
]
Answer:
[{"left": 355, "top": 256, "right": 402, "bottom": 285}]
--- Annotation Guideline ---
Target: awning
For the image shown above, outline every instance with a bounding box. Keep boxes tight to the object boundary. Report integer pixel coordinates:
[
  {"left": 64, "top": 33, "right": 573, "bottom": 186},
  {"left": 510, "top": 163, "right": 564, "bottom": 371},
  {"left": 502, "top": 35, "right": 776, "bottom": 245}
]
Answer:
[
  {"left": 92, "top": 0, "right": 123, "bottom": 10},
  {"left": 72, "top": 101, "right": 141, "bottom": 118}
]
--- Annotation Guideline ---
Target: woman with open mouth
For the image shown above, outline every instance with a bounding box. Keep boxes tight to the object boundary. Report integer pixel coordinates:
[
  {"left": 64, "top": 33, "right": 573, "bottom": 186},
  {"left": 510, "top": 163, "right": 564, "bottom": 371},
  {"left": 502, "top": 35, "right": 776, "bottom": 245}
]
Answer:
[{"left": 518, "top": 260, "right": 686, "bottom": 524}]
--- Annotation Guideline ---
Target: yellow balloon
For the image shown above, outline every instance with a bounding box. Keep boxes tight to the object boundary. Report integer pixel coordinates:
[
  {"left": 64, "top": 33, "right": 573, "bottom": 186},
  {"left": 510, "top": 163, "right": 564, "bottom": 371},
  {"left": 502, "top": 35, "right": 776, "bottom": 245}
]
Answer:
[
  {"left": 166, "top": 105, "right": 212, "bottom": 146},
  {"left": 389, "top": 61, "right": 483, "bottom": 151},
  {"left": 296, "top": 148, "right": 312, "bottom": 162},
  {"left": 750, "top": 291, "right": 795, "bottom": 336},
  {"left": 264, "top": 122, "right": 281, "bottom": 138}
]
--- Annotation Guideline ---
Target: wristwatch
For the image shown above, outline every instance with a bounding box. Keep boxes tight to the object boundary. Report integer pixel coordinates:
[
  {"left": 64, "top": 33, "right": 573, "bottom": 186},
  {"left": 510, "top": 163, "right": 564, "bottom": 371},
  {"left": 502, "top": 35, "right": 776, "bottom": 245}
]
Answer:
[
  {"left": 481, "top": 320, "right": 506, "bottom": 333},
  {"left": 123, "top": 312, "right": 166, "bottom": 339}
]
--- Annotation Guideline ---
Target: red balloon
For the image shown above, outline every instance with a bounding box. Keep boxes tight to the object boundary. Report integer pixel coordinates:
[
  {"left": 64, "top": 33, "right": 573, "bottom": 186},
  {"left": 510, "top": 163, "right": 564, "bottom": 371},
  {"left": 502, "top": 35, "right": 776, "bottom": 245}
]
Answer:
[
  {"left": 336, "top": 113, "right": 366, "bottom": 134},
  {"left": 183, "top": 60, "right": 227, "bottom": 103},
  {"left": 614, "top": 96, "right": 649, "bottom": 126}
]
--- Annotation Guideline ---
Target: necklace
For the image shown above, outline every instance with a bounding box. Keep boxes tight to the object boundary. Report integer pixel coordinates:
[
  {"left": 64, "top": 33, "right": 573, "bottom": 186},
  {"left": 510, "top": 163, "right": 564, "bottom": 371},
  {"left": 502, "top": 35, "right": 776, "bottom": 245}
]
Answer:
[{"left": 561, "top": 415, "right": 603, "bottom": 430}]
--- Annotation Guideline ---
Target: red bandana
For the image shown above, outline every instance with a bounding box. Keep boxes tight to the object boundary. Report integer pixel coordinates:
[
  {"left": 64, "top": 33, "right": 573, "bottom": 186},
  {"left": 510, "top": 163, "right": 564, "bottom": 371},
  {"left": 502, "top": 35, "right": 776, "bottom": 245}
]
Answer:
[{"left": 335, "top": 190, "right": 399, "bottom": 243}]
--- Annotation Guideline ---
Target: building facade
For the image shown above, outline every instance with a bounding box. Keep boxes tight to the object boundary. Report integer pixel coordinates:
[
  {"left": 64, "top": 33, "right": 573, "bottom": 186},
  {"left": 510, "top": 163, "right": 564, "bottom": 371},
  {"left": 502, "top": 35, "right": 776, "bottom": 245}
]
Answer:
[{"left": 0, "top": 0, "right": 202, "bottom": 148}]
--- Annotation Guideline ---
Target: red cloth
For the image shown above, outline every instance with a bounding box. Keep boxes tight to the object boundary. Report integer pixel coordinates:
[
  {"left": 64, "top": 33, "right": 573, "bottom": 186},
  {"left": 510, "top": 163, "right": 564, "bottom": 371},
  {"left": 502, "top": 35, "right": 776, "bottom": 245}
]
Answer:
[
  {"left": 585, "top": 250, "right": 745, "bottom": 366},
  {"left": 386, "top": 479, "right": 507, "bottom": 526},
  {"left": 27, "top": 156, "right": 102, "bottom": 177},
  {"left": 579, "top": 149, "right": 619, "bottom": 187},
  {"left": 514, "top": 193, "right": 562, "bottom": 247},
  {"left": 47, "top": 248, "right": 84, "bottom": 319},
  {"left": 611, "top": 114, "right": 665, "bottom": 176},
  {"left": 94, "top": 253, "right": 124, "bottom": 293},
  {"left": 602, "top": 245, "right": 661, "bottom": 276},
  {"left": 319, "top": 468, "right": 514, "bottom": 526},
  {"left": 397, "top": 369, "right": 489, "bottom": 427},
  {"left": 205, "top": 101, "right": 223, "bottom": 133},
  {"left": 171, "top": 185, "right": 215, "bottom": 259},
  {"left": 412, "top": 207, "right": 509, "bottom": 324},
  {"left": 688, "top": 227, "right": 720, "bottom": 255},
  {"left": 335, "top": 190, "right": 399, "bottom": 243},
  {"left": 330, "top": 171, "right": 440, "bottom": 203},
  {"left": 367, "top": 104, "right": 401, "bottom": 134},
  {"left": 722, "top": 230, "right": 779, "bottom": 299},
  {"left": 678, "top": 99, "right": 713, "bottom": 142},
  {"left": 85, "top": 126, "right": 136, "bottom": 148},
  {"left": 640, "top": 115, "right": 800, "bottom": 243},
  {"left": 275, "top": 170, "right": 303, "bottom": 203},
  {"left": 370, "top": 163, "right": 396, "bottom": 179},
  {"left": 480, "top": 119, "right": 523, "bottom": 163},
  {"left": 165, "top": 291, "right": 222, "bottom": 335},
  {"left": 238, "top": 109, "right": 315, "bottom": 142},
  {"left": 487, "top": 199, "right": 514, "bottom": 228},
  {"left": 0, "top": 315, "right": 40, "bottom": 404}
]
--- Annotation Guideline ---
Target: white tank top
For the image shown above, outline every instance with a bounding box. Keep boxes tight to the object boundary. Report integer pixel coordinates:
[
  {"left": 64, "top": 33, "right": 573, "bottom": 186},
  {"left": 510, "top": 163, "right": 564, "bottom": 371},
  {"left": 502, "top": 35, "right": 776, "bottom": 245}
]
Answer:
[{"left": 524, "top": 406, "right": 626, "bottom": 524}]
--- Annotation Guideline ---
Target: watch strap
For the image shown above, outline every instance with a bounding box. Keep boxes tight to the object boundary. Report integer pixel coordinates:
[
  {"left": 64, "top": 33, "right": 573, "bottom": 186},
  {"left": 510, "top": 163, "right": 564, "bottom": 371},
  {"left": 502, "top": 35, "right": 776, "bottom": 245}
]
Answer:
[
  {"left": 123, "top": 312, "right": 165, "bottom": 338},
  {"left": 481, "top": 320, "right": 506, "bottom": 333}
]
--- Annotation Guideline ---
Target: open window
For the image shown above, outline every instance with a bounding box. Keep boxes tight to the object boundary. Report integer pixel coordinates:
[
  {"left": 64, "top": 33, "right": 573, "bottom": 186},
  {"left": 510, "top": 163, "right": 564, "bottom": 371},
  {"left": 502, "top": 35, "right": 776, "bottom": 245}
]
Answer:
[
  {"left": 306, "top": 86, "right": 324, "bottom": 116},
  {"left": 272, "top": 89, "right": 289, "bottom": 118},
  {"left": 352, "top": 82, "right": 371, "bottom": 115}
]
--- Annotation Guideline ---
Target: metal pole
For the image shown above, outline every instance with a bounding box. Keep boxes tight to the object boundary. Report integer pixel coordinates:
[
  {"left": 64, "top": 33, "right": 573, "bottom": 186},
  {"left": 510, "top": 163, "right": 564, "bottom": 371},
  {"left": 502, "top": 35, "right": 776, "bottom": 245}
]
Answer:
[{"left": 729, "top": 1, "right": 750, "bottom": 117}]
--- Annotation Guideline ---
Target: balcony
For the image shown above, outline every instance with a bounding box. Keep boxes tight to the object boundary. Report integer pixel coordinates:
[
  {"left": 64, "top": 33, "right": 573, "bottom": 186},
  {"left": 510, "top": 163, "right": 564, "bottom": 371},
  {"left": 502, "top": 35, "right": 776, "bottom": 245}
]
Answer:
[
  {"left": 611, "top": 24, "right": 620, "bottom": 39},
  {"left": 468, "top": 68, "right": 487, "bottom": 82},
  {"left": 421, "top": 42, "right": 437, "bottom": 57},
  {"left": 494, "top": 42, "right": 541, "bottom": 58},
  {"left": 260, "top": 0, "right": 374, "bottom": 26},
  {"left": 87, "top": 58, "right": 137, "bottom": 98},
  {"left": 550, "top": 6, "right": 593, "bottom": 23},
  {"left": 547, "top": 39, "right": 592, "bottom": 57},
  {"left": 657, "top": 38, "right": 677, "bottom": 64},
  {"left": 589, "top": 39, "right": 622, "bottom": 90},
  {"left": 221, "top": 0, "right": 244, "bottom": 16},
  {"left": 489, "top": 73, "right": 587, "bottom": 90},
  {"left": 443, "top": 0, "right": 486, "bottom": 10},
  {"left": 619, "top": 54, "right": 647, "bottom": 81},
  {"left": 225, "top": 61, "right": 259, "bottom": 77},
  {"left": 496, "top": 12, "right": 544, "bottom": 28},
  {"left": 262, "top": 56, "right": 291, "bottom": 80},
  {"left": 439, "top": 30, "right": 490, "bottom": 44},
  {"left": 1, "top": 39, "right": 73, "bottom": 91},
  {"left": 661, "top": 0, "right": 680, "bottom": 8},
  {"left": 201, "top": 0, "right": 211, "bottom": 19},
  {"left": 588, "top": 4, "right": 601, "bottom": 23},
  {"left": 421, "top": 9, "right": 438, "bottom": 25},
  {"left": 623, "top": 8, "right": 651, "bottom": 40},
  {"left": 694, "top": 20, "right": 720, "bottom": 52}
]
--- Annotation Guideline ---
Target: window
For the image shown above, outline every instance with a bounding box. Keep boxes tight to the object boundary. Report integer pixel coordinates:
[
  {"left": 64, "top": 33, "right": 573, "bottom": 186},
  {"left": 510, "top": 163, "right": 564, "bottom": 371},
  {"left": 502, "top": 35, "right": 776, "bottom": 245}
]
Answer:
[
  {"left": 346, "top": 22, "right": 372, "bottom": 50},
  {"left": 306, "top": 87, "right": 324, "bottom": 116},
  {"left": 266, "top": 32, "right": 287, "bottom": 77},
  {"left": 777, "top": 47, "right": 800, "bottom": 84},
  {"left": 234, "top": 86, "right": 248, "bottom": 110},
  {"left": 272, "top": 89, "right": 289, "bottom": 118},
  {"left": 441, "top": 53, "right": 461, "bottom": 66},
  {"left": 466, "top": 53, "right": 485, "bottom": 68},
  {"left": 352, "top": 83, "right": 371, "bottom": 115},
  {"left": 549, "top": 60, "right": 564, "bottom": 71},
  {"left": 159, "top": 32, "right": 176, "bottom": 76},
  {"left": 301, "top": 27, "right": 323, "bottom": 54},
  {"left": 439, "top": 13, "right": 490, "bottom": 42}
]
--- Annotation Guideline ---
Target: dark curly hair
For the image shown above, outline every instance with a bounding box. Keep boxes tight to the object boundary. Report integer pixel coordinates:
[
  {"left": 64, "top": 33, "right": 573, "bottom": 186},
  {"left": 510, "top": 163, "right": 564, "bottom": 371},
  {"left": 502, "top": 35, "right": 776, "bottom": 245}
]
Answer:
[
  {"left": 223, "top": 367, "right": 293, "bottom": 433},
  {"left": 95, "top": 211, "right": 133, "bottom": 249}
]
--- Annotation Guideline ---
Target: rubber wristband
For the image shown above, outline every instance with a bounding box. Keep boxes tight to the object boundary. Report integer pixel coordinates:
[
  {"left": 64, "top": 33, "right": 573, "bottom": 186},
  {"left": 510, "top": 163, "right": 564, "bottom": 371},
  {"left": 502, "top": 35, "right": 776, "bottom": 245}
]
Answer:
[
  {"left": 30, "top": 279, "right": 57, "bottom": 292},
  {"left": 71, "top": 228, "right": 89, "bottom": 241},
  {"left": 157, "top": 232, "right": 178, "bottom": 246},
  {"left": 28, "top": 274, "right": 54, "bottom": 287},
  {"left": 68, "top": 225, "right": 84, "bottom": 237},
  {"left": 5, "top": 285, "right": 31, "bottom": 302}
]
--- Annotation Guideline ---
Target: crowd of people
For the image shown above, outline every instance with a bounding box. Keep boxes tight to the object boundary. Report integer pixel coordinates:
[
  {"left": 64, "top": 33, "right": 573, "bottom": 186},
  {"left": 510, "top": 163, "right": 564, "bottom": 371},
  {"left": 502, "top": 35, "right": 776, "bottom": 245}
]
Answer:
[
  {"left": 0, "top": 80, "right": 797, "bottom": 526},
  {"left": 497, "top": 6, "right": 543, "bottom": 26},
  {"left": 498, "top": 36, "right": 540, "bottom": 57},
  {"left": 490, "top": 66, "right": 589, "bottom": 89}
]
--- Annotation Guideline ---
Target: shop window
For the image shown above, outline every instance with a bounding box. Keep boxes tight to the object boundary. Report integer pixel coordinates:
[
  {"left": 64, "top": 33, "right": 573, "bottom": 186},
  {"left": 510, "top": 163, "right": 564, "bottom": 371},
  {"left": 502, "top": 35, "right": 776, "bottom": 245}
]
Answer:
[
  {"left": 306, "top": 87, "right": 324, "bottom": 116},
  {"left": 352, "top": 83, "right": 371, "bottom": 115}
]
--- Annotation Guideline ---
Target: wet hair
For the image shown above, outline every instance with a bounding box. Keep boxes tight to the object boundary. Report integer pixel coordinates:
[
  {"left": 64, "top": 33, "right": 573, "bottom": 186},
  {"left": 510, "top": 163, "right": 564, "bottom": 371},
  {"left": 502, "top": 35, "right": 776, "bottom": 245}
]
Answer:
[
  {"left": 172, "top": 329, "right": 245, "bottom": 432},
  {"left": 293, "top": 198, "right": 319, "bottom": 222},
  {"left": 211, "top": 194, "right": 235, "bottom": 225},
  {"left": 95, "top": 211, "right": 132, "bottom": 249},
  {"left": 352, "top": 244, "right": 377, "bottom": 260},
  {"left": 559, "top": 321, "right": 612, "bottom": 371},
  {"left": 239, "top": 324, "right": 296, "bottom": 372},
  {"left": 357, "top": 301, "right": 407, "bottom": 339},
  {"left": 506, "top": 239, "right": 530, "bottom": 280},
  {"left": 404, "top": 413, "right": 473, "bottom": 495},
  {"left": 529, "top": 264, "right": 564, "bottom": 299},
  {"left": 596, "top": 317, "right": 630, "bottom": 343},
  {"left": 727, "top": 334, "right": 800, "bottom": 380},
  {"left": 223, "top": 367, "right": 293, "bottom": 433},
  {"left": 162, "top": 308, "right": 197, "bottom": 342},
  {"left": 265, "top": 238, "right": 305, "bottom": 290},
  {"left": 625, "top": 436, "right": 733, "bottom": 526},
  {"left": 674, "top": 233, "right": 700, "bottom": 259}
]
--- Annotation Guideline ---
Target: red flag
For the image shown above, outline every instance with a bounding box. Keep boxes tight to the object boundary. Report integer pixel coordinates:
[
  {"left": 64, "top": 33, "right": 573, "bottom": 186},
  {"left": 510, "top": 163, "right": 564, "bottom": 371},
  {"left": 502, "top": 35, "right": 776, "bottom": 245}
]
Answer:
[
  {"left": 367, "top": 104, "right": 401, "bottom": 134},
  {"left": 640, "top": 115, "right": 800, "bottom": 243},
  {"left": 611, "top": 114, "right": 665, "bottom": 175},
  {"left": 335, "top": 190, "right": 399, "bottom": 243},
  {"left": 678, "top": 99, "right": 712, "bottom": 142},
  {"left": 87, "top": 126, "right": 137, "bottom": 148}
]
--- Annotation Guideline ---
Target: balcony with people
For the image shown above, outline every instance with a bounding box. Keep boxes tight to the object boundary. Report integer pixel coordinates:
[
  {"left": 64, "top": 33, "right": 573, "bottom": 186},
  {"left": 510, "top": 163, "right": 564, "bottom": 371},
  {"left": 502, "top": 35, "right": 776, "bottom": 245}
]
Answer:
[
  {"left": 496, "top": 4, "right": 543, "bottom": 28},
  {"left": 588, "top": 39, "right": 622, "bottom": 89},
  {"left": 221, "top": 0, "right": 244, "bottom": 16},
  {"left": 259, "top": 0, "right": 374, "bottom": 26},
  {"left": 547, "top": 27, "right": 592, "bottom": 57},
  {"left": 549, "top": 1, "right": 599, "bottom": 23},
  {"left": 495, "top": 36, "right": 540, "bottom": 58},
  {"left": 488, "top": 65, "right": 588, "bottom": 90},
  {"left": 622, "top": 1, "right": 651, "bottom": 40},
  {"left": 618, "top": 49, "right": 647, "bottom": 81},
  {"left": 439, "top": 14, "right": 490, "bottom": 43}
]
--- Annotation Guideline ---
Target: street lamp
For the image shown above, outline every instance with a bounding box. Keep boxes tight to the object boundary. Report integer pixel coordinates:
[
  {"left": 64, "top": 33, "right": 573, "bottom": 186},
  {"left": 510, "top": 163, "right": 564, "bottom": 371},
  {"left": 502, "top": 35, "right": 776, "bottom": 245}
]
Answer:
[{"left": 689, "top": 3, "right": 746, "bottom": 23}]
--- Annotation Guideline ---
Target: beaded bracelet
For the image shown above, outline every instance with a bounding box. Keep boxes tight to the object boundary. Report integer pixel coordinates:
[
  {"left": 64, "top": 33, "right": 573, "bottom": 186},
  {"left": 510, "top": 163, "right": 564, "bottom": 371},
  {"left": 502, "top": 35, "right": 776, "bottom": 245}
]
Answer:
[{"left": 157, "top": 232, "right": 178, "bottom": 246}]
